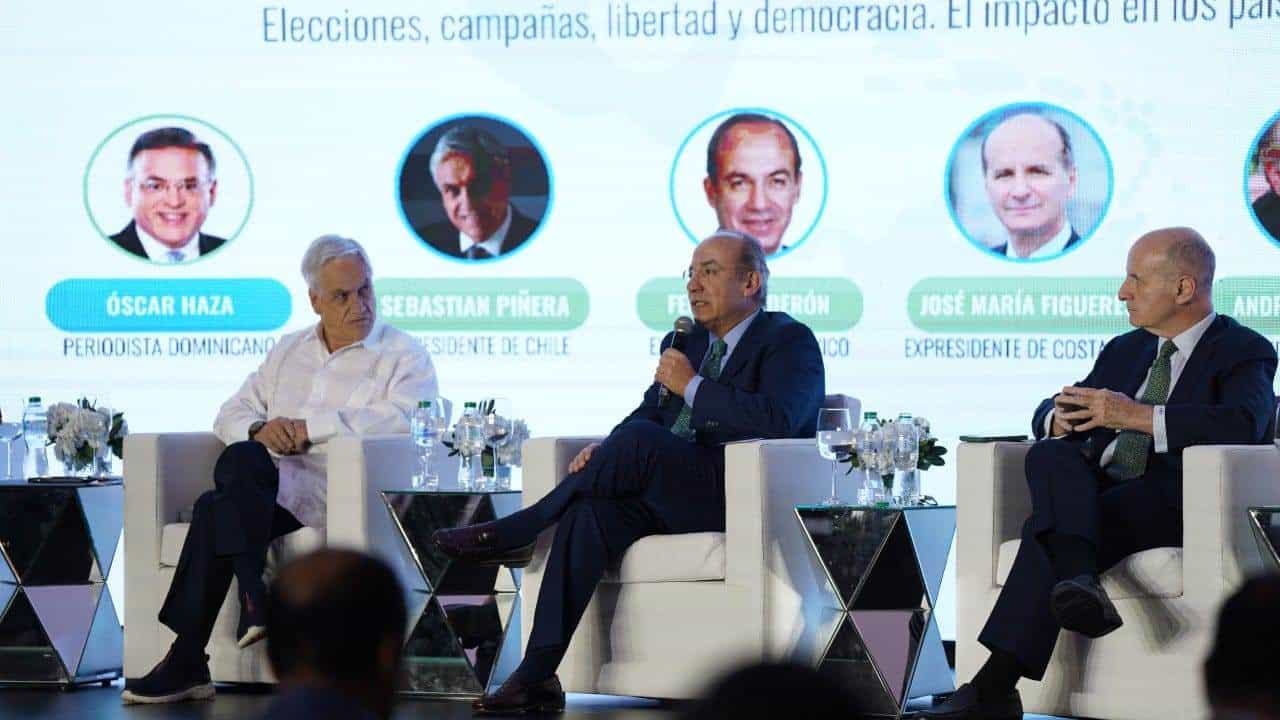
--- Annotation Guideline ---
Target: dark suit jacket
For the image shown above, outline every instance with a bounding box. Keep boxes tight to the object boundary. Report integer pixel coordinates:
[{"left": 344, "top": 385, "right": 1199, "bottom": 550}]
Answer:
[
  {"left": 1031, "top": 314, "right": 1277, "bottom": 503},
  {"left": 1253, "top": 190, "right": 1280, "bottom": 241},
  {"left": 109, "top": 221, "right": 226, "bottom": 261},
  {"left": 418, "top": 208, "right": 539, "bottom": 259},
  {"left": 259, "top": 685, "right": 378, "bottom": 720},
  {"left": 617, "top": 310, "right": 826, "bottom": 448},
  {"left": 994, "top": 228, "right": 1080, "bottom": 258}
]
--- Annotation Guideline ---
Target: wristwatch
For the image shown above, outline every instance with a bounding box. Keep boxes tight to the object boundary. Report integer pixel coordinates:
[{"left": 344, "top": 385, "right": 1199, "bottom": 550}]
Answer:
[{"left": 248, "top": 421, "right": 266, "bottom": 441}]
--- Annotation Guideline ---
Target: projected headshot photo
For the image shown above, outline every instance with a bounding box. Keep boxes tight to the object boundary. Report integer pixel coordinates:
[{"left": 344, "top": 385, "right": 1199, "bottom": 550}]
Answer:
[
  {"left": 398, "top": 114, "right": 551, "bottom": 263},
  {"left": 671, "top": 108, "right": 827, "bottom": 259},
  {"left": 1245, "top": 115, "right": 1280, "bottom": 247},
  {"left": 85, "top": 116, "right": 253, "bottom": 265},
  {"left": 947, "top": 103, "right": 1112, "bottom": 263}
]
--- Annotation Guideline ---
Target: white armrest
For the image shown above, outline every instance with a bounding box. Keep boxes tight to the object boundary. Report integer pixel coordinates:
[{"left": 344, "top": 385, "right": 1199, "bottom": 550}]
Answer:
[
  {"left": 956, "top": 441, "right": 1033, "bottom": 591},
  {"left": 520, "top": 436, "right": 603, "bottom": 503},
  {"left": 1182, "top": 443, "right": 1280, "bottom": 598},
  {"left": 124, "top": 432, "right": 226, "bottom": 566}
]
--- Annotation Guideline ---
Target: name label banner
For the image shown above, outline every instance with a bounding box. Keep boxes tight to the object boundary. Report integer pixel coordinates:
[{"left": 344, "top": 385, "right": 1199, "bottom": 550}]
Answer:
[
  {"left": 46, "top": 279, "right": 292, "bottom": 332},
  {"left": 636, "top": 277, "right": 863, "bottom": 332},
  {"left": 909, "top": 277, "right": 1128, "bottom": 334},
  {"left": 377, "top": 278, "right": 589, "bottom": 331}
]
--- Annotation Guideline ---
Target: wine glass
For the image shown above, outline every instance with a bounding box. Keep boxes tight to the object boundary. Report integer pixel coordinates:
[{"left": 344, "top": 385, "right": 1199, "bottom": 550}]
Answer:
[
  {"left": 816, "top": 408, "right": 855, "bottom": 506},
  {"left": 0, "top": 398, "right": 23, "bottom": 480}
]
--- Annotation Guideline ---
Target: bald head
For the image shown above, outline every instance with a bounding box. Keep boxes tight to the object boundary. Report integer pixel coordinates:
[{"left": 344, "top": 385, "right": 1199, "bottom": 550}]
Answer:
[
  {"left": 1135, "top": 226, "right": 1215, "bottom": 292},
  {"left": 1120, "top": 227, "right": 1216, "bottom": 337},
  {"left": 981, "top": 113, "right": 1074, "bottom": 174}
]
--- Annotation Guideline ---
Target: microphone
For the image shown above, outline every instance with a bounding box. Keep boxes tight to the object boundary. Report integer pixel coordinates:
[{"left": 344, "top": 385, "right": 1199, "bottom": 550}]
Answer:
[{"left": 658, "top": 315, "right": 695, "bottom": 408}]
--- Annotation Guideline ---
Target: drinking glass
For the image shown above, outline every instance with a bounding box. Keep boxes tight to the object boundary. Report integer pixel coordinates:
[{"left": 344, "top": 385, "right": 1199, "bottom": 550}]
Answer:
[
  {"left": 0, "top": 398, "right": 22, "bottom": 480},
  {"left": 816, "top": 408, "right": 855, "bottom": 506},
  {"left": 481, "top": 398, "right": 512, "bottom": 491},
  {"left": 892, "top": 415, "right": 920, "bottom": 505},
  {"left": 80, "top": 406, "right": 111, "bottom": 478}
]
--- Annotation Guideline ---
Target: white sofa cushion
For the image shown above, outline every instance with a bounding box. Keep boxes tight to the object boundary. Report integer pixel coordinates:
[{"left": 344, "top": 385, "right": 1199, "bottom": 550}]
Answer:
[
  {"left": 604, "top": 531, "right": 725, "bottom": 583},
  {"left": 996, "top": 539, "right": 1183, "bottom": 599},
  {"left": 159, "top": 523, "right": 324, "bottom": 568}
]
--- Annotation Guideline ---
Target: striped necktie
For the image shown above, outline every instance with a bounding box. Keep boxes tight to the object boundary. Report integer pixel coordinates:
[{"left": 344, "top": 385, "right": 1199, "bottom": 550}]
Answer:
[
  {"left": 1109, "top": 339, "right": 1178, "bottom": 480},
  {"left": 670, "top": 339, "right": 728, "bottom": 441}
]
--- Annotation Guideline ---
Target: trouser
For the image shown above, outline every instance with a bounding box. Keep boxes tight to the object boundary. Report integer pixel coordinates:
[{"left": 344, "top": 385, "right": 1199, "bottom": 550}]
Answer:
[
  {"left": 158, "top": 441, "right": 302, "bottom": 651},
  {"left": 978, "top": 438, "right": 1182, "bottom": 679},
  {"left": 492, "top": 419, "right": 724, "bottom": 681}
]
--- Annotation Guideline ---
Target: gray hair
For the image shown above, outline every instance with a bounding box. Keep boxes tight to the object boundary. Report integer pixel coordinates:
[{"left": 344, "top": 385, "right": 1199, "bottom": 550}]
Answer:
[
  {"left": 1165, "top": 227, "right": 1216, "bottom": 291},
  {"left": 707, "top": 229, "right": 770, "bottom": 306},
  {"left": 429, "top": 125, "right": 510, "bottom": 184},
  {"left": 301, "top": 234, "right": 371, "bottom": 290}
]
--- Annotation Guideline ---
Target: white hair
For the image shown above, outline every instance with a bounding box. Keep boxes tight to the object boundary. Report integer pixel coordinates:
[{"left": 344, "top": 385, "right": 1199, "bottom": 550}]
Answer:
[{"left": 301, "top": 234, "right": 371, "bottom": 290}]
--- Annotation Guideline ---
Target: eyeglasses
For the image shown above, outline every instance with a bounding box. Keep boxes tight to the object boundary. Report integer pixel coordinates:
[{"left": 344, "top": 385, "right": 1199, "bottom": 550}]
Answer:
[
  {"left": 682, "top": 264, "right": 752, "bottom": 283},
  {"left": 135, "top": 178, "right": 210, "bottom": 196}
]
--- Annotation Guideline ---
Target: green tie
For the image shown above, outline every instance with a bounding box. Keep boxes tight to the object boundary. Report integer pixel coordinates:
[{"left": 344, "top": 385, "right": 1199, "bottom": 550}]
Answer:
[
  {"left": 670, "top": 339, "right": 728, "bottom": 440},
  {"left": 1109, "top": 340, "right": 1179, "bottom": 480}
]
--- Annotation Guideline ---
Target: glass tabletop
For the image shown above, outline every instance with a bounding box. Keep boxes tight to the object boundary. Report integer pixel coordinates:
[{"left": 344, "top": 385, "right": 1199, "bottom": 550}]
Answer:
[{"left": 796, "top": 503, "right": 956, "bottom": 512}]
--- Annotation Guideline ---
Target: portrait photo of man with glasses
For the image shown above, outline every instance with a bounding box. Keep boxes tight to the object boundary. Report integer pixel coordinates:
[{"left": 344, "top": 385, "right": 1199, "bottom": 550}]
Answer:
[{"left": 108, "top": 126, "right": 226, "bottom": 264}]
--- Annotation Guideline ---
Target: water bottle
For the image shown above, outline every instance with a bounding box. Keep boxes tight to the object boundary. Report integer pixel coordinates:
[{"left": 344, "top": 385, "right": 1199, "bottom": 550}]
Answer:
[
  {"left": 457, "top": 402, "right": 483, "bottom": 491},
  {"left": 894, "top": 413, "right": 921, "bottom": 505},
  {"left": 856, "top": 412, "right": 883, "bottom": 505},
  {"left": 22, "top": 397, "right": 49, "bottom": 479},
  {"left": 411, "top": 401, "right": 439, "bottom": 490}
]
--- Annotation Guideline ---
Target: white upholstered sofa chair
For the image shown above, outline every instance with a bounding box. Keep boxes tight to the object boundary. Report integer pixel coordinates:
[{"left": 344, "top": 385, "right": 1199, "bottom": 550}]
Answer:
[
  {"left": 955, "top": 440, "right": 1280, "bottom": 720},
  {"left": 517, "top": 394, "right": 860, "bottom": 698},
  {"left": 123, "top": 432, "right": 425, "bottom": 683}
]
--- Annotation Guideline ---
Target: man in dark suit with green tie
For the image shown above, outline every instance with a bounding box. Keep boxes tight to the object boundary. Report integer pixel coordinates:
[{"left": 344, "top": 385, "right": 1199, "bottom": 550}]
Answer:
[
  {"left": 433, "top": 229, "right": 826, "bottom": 713},
  {"left": 925, "top": 227, "right": 1278, "bottom": 719}
]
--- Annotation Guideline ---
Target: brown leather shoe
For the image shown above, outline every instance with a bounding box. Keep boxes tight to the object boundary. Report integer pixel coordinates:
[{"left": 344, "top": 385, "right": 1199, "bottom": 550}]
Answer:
[
  {"left": 431, "top": 521, "right": 534, "bottom": 568},
  {"left": 472, "top": 674, "right": 565, "bottom": 715}
]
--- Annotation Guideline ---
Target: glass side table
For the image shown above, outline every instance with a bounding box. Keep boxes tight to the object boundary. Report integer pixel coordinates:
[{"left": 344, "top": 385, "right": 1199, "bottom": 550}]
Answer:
[
  {"left": 796, "top": 504, "right": 956, "bottom": 719},
  {"left": 0, "top": 479, "right": 123, "bottom": 687},
  {"left": 1248, "top": 506, "right": 1280, "bottom": 572},
  {"left": 382, "top": 488, "right": 523, "bottom": 699}
]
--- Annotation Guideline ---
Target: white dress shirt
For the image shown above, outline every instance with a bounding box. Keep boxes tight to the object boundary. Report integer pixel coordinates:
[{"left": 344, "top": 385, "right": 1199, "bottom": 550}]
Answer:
[
  {"left": 214, "top": 321, "right": 438, "bottom": 528},
  {"left": 1005, "top": 222, "right": 1074, "bottom": 260},
  {"left": 1048, "top": 312, "right": 1218, "bottom": 466},
  {"left": 459, "top": 205, "right": 513, "bottom": 258},
  {"left": 139, "top": 226, "right": 199, "bottom": 263}
]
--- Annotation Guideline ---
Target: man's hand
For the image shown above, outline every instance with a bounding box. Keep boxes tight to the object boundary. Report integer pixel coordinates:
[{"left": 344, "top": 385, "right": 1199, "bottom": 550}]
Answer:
[
  {"left": 1050, "top": 395, "right": 1080, "bottom": 437},
  {"left": 568, "top": 442, "right": 601, "bottom": 474},
  {"left": 253, "top": 417, "right": 310, "bottom": 455},
  {"left": 655, "top": 349, "right": 697, "bottom": 396},
  {"left": 1057, "top": 386, "right": 1154, "bottom": 434}
]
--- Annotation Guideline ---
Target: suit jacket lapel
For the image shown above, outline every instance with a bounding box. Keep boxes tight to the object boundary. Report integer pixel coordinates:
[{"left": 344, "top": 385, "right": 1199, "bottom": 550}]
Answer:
[
  {"left": 1167, "top": 316, "right": 1225, "bottom": 404},
  {"left": 1119, "top": 333, "right": 1158, "bottom": 396},
  {"left": 716, "top": 312, "right": 767, "bottom": 382}
]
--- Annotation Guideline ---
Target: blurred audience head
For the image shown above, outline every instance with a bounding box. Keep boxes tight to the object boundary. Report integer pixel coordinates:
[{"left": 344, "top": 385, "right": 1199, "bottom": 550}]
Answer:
[
  {"left": 1204, "top": 574, "right": 1280, "bottom": 719},
  {"left": 267, "top": 548, "right": 406, "bottom": 719},
  {"left": 682, "top": 661, "right": 865, "bottom": 720}
]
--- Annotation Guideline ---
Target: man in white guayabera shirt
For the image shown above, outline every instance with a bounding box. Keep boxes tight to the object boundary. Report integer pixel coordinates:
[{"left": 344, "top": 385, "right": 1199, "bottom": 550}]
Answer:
[{"left": 122, "top": 234, "right": 438, "bottom": 705}]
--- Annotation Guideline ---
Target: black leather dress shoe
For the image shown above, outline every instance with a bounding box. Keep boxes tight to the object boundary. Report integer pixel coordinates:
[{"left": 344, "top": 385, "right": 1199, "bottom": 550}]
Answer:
[
  {"left": 917, "top": 683, "right": 1022, "bottom": 719},
  {"left": 121, "top": 647, "right": 214, "bottom": 705},
  {"left": 432, "top": 521, "right": 534, "bottom": 568},
  {"left": 472, "top": 674, "right": 565, "bottom": 715},
  {"left": 1051, "top": 574, "right": 1123, "bottom": 638}
]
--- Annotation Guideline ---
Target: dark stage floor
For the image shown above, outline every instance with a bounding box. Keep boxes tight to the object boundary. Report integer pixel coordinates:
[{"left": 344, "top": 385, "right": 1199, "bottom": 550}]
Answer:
[{"left": 0, "top": 682, "right": 1073, "bottom": 719}]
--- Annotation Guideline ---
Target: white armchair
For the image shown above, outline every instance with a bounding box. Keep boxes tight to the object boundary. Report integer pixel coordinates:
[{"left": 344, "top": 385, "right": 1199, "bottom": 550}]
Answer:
[
  {"left": 517, "top": 395, "right": 859, "bottom": 698},
  {"left": 123, "top": 432, "right": 424, "bottom": 683},
  {"left": 955, "top": 440, "right": 1280, "bottom": 720}
]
